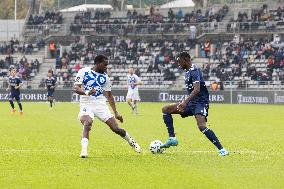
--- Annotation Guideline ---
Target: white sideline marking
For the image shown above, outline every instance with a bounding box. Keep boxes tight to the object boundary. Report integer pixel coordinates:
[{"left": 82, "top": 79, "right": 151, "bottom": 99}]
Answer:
[
  {"left": 0, "top": 149, "right": 258, "bottom": 154},
  {"left": 0, "top": 149, "right": 58, "bottom": 152},
  {"left": 188, "top": 150, "right": 257, "bottom": 154}
]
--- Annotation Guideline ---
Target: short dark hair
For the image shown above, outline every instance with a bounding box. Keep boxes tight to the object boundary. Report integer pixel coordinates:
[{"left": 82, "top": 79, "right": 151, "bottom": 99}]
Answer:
[
  {"left": 177, "top": 52, "right": 191, "bottom": 61},
  {"left": 94, "top": 54, "right": 108, "bottom": 64}
]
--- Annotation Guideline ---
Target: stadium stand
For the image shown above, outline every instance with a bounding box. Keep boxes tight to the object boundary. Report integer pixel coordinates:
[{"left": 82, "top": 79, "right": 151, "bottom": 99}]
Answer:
[
  {"left": 207, "top": 37, "right": 284, "bottom": 89},
  {"left": 226, "top": 4, "right": 284, "bottom": 33},
  {"left": 0, "top": 38, "right": 45, "bottom": 55},
  {"left": 0, "top": 38, "right": 45, "bottom": 87},
  {"left": 25, "top": 11, "right": 63, "bottom": 37},
  {"left": 70, "top": 5, "right": 229, "bottom": 35},
  {"left": 0, "top": 55, "right": 41, "bottom": 80},
  {"left": 51, "top": 37, "right": 189, "bottom": 88},
  {"left": 2, "top": 1, "right": 284, "bottom": 91}
]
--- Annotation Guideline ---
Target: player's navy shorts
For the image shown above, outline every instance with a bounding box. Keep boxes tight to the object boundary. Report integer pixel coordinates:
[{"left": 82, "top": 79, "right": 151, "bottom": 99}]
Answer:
[
  {"left": 180, "top": 102, "right": 209, "bottom": 118},
  {"left": 9, "top": 92, "right": 21, "bottom": 101},
  {"left": 47, "top": 90, "right": 54, "bottom": 97}
]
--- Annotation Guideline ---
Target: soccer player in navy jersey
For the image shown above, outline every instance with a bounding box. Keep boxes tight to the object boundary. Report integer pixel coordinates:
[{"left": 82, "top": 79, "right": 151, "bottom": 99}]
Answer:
[
  {"left": 45, "top": 71, "right": 57, "bottom": 109},
  {"left": 160, "top": 52, "right": 229, "bottom": 156},
  {"left": 6, "top": 69, "right": 24, "bottom": 115}
]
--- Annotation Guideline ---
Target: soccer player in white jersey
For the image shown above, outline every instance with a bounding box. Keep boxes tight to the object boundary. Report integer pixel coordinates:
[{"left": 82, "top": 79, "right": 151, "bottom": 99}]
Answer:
[
  {"left": 126, "top": 68, "right": 142, "bottom": 114},
  {"left": 74, "top": 55, "right": 141, "bottom": 158}
]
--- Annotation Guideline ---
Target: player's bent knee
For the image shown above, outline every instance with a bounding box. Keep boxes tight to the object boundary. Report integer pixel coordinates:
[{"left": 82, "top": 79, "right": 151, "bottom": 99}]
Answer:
[
  {"left": 80, "top": 116, "right": 93, "bottom": 127},
  {"left": 84, "top": 124, "right": 92, "bottom": 131},
  {"left": 83, "top": 121, "right": 92, "bottom": 127}
]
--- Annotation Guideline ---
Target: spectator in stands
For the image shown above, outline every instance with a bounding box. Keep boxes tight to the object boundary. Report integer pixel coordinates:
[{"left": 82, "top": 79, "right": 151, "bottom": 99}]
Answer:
[
  {"left": 56, "top": 42, "right": 61, "bottom": 57},
  {"left": 49, "top": 40, "right": 56, "bottom": 58},
  {"left": 267, "top": 55, "right": 275, "bottom": 72},
  {"left": 168, "top": 8, "right": 175, "bottom": 22},
  {"left": 164, "top": 68, "right": 176, "bottom": 81},
  {"left": 190, "top": 25, "right": 197, "bottom": 43},
  {"left": 204, "top": 40, "right": 210, "bottom": 58},
  {"left": 211, "top": 81, "right": 219, "bottom": 91},
  {"left": 177, "top": 8, "right": 184, "bottom": 20},
  {"left": 74, "top": 62, "right": 81, "bottom": 72},
  {"left": 135, "top": 68, "right": 141, "bottom": 77}
]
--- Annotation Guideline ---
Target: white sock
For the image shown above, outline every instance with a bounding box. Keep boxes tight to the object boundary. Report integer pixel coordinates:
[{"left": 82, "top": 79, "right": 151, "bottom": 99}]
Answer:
[
  {"left": 123, "top": 132, "right": 131, "bottom": 142},
  {"left": 81, "top": 138, "right": 88, "bottom": 149}
]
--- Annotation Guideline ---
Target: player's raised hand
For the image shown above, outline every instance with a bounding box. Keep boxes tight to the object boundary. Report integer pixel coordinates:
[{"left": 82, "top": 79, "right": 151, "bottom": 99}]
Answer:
[
  {"left": 115, "top": 113, "right": 124, "bottom": 123},
  {"left": 177, "top": 101, "right": 187, "bottom": 112}
]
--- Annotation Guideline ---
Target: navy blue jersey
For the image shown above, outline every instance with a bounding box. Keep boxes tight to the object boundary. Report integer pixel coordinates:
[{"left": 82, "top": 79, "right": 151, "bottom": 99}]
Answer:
[
  {"left": 46, "top": 77, "right": 56, "bottom": 91},
  {"left": 8, "top": 76, "right": 22, "bottom": 94},
  {"left": 184, "top": 64, "right": 209, "bottom": 104}
]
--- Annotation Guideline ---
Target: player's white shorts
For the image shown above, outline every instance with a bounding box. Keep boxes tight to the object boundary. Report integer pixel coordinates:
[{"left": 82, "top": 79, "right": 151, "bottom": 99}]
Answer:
[
  {"left": 78, "top": 101, "right": 113, "bottom": 122},
  {"left": 126, "top": 90, "right": 140, "bottom": 101}
]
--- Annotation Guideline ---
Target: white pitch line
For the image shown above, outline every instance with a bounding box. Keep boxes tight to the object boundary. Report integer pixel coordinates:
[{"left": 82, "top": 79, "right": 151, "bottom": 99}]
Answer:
[
  {"left": 188, "top": 150, "right": 257, "bottom": 153},
  {"left": 0, "top": 149, "right": 59, "bottom": 152},
  {"left": 0, "top": 149, "right": 258, "bottom": 154}
]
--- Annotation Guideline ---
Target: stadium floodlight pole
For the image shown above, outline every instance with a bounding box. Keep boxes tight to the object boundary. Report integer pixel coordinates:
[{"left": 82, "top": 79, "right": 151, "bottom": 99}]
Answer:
[{"left": 14, "top": 0, "right": 17, "bottom": 20}]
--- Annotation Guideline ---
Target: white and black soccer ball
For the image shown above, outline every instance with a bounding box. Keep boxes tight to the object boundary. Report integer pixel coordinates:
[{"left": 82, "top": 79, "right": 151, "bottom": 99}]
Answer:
[{"left": 149, "top": 140, "right": 165, "bottom": 154}]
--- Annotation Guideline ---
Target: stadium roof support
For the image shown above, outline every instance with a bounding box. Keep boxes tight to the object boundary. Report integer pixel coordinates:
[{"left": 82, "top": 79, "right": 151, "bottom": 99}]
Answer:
[{"left": 160, "top": 0, "right": 195, "bottom": 9}]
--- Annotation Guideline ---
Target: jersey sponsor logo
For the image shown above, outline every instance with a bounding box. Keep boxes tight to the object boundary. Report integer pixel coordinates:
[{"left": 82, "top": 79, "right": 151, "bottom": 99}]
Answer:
[{"left": 128, "top": 76, "right": 136, "bottom": 89}]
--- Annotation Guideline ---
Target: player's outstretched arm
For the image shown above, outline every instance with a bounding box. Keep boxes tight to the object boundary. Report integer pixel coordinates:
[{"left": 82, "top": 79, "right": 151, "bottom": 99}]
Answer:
[
  {"left": 177, "top": 82, "right": 200, "bottom": 112},
  {"left": 73, "top": 84, "right": 87, "bottom": 95},
  {"left": 105, "top": 91, "right": 123, "bottom": 123},
  {"left": 134, "top": 81, "right": 143, "bottom": 86}
]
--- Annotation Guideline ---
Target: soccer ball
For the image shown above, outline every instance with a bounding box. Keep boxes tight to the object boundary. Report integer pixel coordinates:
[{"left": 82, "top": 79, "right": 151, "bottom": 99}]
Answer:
[{"left": 149, "top": 140, "right": 165, "bottom": 154}]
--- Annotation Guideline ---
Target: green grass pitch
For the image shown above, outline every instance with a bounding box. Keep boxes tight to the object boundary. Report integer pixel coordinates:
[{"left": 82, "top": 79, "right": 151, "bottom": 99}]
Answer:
[{"left": 0, "top": 102, "right": 284, "bottom": 189}]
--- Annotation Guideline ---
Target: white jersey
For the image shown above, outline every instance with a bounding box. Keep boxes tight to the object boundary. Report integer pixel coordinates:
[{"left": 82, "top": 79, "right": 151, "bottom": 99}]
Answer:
[
  {"left": 127, "top": 74, "right": 140, "bottom": 91},
  {"left": 74, "top": 67, "right": 111, "bottom": 104}
]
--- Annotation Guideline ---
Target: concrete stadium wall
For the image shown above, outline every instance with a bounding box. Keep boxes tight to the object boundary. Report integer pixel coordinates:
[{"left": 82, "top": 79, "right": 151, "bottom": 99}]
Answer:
[
  {"left": 0, "top": 20, "right": 24, "bottom": 41},
  {"left": 1, "top": 89, "right": 284, "bottom": 104}
]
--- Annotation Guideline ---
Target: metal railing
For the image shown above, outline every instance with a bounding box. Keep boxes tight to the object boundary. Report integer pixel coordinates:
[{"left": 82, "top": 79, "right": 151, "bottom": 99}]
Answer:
[
  {"left": 22, "top": 20, "right": 284, "bottom": 38},
  {"left": 203, "top": 21, "right": 284, "bottom": 34},
  {"left": 222, "top": 80, "right": 284, "bottom": 90}
]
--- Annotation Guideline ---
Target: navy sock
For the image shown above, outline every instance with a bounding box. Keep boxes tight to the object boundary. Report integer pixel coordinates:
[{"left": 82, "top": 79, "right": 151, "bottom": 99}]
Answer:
[
  {"left": 9, "top": 100, "right": 15, "bottom": 109},
  {"left": 202, "top": 128, "right": 223, "bottom": 150},
  {"left": 17, "top": 102, "right": 23, "bottom": 111},
  {"left": 163, "top": 113, "right": 175, "bottom": 137}
]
